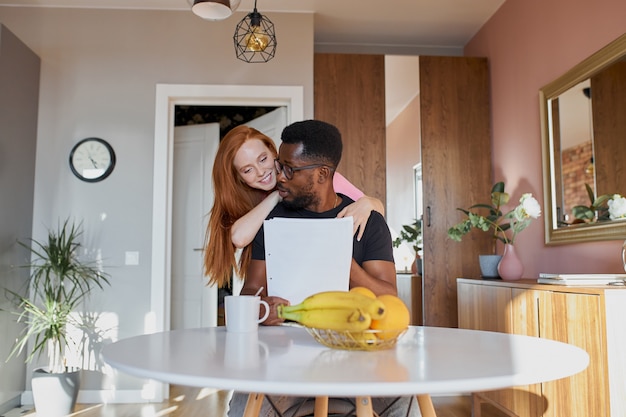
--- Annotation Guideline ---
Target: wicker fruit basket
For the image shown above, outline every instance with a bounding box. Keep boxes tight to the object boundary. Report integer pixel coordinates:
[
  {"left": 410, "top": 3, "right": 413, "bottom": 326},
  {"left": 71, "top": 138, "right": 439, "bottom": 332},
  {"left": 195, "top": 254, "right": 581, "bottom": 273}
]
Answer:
[{"left": 305, "top": 327, "right": 408, "bottom": 351}]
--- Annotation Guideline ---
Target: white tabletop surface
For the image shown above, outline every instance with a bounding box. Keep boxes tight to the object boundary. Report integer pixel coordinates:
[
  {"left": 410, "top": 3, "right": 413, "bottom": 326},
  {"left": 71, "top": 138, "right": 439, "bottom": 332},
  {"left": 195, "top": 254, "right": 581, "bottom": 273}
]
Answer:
[{"left": 101, "top": 326, "right": 589, "bottom": 397}]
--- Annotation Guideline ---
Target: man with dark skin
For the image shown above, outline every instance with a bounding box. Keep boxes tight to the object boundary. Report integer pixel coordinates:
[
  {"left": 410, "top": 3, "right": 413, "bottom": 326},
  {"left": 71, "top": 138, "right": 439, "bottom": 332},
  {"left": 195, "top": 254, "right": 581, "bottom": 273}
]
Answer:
[{"left": 229, "top": 120, "right": 417, "bottom": 417}]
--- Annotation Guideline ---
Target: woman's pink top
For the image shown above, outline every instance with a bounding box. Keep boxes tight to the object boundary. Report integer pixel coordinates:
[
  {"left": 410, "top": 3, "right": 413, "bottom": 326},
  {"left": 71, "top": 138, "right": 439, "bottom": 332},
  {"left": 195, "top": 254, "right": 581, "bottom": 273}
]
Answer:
[{"left": 334, "top": 172, "right": 364, "bottom": 201}]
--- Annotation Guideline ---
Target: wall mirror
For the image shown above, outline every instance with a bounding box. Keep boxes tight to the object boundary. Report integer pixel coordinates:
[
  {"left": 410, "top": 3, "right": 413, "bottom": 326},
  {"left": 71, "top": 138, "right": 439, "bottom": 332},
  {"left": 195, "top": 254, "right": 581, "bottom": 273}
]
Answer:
[{"left": 540, "top": 33, "right": 626, "bottom": 244}]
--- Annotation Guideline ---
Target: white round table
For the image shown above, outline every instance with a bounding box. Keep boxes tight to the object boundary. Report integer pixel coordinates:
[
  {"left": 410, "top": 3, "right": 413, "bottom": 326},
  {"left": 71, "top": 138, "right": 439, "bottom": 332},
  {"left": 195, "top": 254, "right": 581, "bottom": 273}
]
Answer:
[{"left": 102, "top": 325, "right": 589, "bottom": 417}]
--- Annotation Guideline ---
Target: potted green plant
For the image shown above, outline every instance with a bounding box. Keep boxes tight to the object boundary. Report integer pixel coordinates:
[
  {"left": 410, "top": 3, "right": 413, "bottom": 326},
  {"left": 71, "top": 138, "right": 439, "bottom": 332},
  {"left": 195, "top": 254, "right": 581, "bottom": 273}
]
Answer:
[
  {"left": 447, "top": 182, "right": 541, "bottom": 279},
  {"left": 3, "top": 219, "right": 110, "bottom": 417},
  {"left": 447, "top": 182, "right": 510, "bottom": 278},
  {"left": 392, "top": 219, "right": 423, "bottom": 274}
]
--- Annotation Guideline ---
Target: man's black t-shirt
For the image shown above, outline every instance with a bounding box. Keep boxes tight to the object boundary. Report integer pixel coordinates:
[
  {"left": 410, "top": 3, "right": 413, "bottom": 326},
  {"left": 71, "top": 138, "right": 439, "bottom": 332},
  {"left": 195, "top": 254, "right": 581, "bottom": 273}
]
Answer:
[{"left": 251, "top": 193, "right": 394, "bottom": 265}]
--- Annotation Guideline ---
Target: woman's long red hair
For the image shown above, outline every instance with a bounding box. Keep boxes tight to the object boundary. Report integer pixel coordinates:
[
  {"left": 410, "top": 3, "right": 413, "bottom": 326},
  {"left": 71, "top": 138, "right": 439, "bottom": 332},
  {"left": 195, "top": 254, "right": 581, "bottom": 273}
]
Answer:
[{"left": 203, "top": 125, "right": 278, "bottom": 288}]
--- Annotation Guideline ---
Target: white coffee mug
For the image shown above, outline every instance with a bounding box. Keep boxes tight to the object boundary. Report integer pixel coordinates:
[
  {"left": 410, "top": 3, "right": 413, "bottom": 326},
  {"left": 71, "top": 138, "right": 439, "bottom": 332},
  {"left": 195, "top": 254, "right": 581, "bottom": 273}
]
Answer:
[{"left": 224, "top": 295, "right": 270, "bottom": 332}]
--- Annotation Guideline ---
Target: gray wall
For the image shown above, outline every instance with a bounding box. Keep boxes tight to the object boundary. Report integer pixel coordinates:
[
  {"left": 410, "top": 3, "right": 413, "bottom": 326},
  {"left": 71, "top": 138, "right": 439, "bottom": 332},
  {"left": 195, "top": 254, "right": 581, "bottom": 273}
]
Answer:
[
  {"left": 0, "top": 6, "right": 313, "bottom": 401},
  {"left": 0, "top": 24, "right": 39, "bottom": 411}
]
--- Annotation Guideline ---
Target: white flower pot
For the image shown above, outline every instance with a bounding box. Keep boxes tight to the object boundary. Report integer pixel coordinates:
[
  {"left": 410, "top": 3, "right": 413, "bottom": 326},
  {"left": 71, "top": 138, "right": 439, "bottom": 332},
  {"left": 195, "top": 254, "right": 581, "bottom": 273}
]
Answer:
[{"left": 31, "top": 367, "right": 81, "bottom": 417}]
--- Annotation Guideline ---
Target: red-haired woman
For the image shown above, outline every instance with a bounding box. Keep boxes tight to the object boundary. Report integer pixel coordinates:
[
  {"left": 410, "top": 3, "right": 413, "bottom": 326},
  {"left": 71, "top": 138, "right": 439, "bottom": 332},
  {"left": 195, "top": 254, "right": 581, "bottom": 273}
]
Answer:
[{"left": 203, "top": 124, "right": 384, "bottom": 288}]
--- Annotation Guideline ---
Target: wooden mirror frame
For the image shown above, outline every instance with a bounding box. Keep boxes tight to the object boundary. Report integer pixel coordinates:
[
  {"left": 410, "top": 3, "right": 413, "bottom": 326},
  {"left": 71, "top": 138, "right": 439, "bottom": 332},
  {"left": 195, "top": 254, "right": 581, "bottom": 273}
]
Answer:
[{"left": 540, "top": 33, "right": 626, "bottom": 244}]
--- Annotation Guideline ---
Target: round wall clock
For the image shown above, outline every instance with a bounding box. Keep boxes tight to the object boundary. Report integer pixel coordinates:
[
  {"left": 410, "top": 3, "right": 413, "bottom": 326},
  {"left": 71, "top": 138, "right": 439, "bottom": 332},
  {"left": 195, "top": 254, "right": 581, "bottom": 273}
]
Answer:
[{"left": 69, "top": 137, "right": 116, "bottom": 182}]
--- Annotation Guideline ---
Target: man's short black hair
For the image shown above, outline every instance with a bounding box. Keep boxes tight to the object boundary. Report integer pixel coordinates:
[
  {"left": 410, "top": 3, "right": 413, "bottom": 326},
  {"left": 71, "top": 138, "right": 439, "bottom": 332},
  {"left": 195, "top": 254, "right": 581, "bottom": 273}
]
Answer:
[{"left": 280, "top": 120, "right": 342, "bottom": 167}]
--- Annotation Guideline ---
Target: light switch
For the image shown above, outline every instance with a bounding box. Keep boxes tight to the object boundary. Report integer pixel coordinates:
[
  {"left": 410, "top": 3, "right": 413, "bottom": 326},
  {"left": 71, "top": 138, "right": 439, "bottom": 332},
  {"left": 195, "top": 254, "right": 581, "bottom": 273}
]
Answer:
[{"left": 125, "top": 251, "right": 139, "bottom": 266}]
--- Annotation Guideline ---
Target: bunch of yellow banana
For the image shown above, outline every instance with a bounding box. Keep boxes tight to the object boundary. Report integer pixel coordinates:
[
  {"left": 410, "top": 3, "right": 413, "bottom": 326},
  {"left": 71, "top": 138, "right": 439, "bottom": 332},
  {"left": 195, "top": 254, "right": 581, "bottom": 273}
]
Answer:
[{"left": 277, "top": 290, "right": 387, "bottom": 331}]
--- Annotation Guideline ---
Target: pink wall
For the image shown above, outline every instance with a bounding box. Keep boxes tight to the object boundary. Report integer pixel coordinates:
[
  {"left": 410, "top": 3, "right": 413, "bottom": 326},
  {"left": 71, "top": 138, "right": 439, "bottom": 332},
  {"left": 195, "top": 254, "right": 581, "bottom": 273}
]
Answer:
[
  {"left": 465, "top": 0, "right": 626, "bottom": 276},
  {"left": 386, "top": 95, "right": 422, "bottom": 234}
]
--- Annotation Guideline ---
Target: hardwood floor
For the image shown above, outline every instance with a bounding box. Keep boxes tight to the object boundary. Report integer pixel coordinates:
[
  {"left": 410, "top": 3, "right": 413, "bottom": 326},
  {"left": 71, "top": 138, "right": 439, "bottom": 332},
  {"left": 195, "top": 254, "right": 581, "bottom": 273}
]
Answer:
[{"left": 6, "top": 386, "right": 506, "bottom": 417}]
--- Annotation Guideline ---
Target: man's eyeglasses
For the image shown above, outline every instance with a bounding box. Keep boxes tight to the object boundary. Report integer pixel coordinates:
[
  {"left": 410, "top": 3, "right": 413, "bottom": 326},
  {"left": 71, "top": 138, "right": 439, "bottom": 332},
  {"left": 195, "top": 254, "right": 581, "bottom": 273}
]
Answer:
[{"left": 274, "top": 159, "right": 331, "bottom": 180}]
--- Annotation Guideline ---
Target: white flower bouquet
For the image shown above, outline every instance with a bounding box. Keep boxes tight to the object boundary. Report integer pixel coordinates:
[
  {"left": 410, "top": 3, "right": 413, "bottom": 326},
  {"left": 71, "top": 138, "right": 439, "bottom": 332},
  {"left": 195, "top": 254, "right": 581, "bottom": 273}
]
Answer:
[
  {"left": 507, "top": 193, "right": 542, "bottom": 244},
  {"left": 448, "top": 182, "right": 542, "bottom": 251},
  {"left": 608, "top": 194, "right": 626, "bottom": 220}
]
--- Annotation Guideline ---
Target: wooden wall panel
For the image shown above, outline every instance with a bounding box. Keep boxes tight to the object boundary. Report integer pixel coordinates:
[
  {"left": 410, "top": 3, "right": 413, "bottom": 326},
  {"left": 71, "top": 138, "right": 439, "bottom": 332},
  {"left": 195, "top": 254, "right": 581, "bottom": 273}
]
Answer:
[
  {"left": 314, "top": 54, "right": 386, "bottom": 203},
  {"left": 420, "top": 56, "right": 492, "bottom": 327}
]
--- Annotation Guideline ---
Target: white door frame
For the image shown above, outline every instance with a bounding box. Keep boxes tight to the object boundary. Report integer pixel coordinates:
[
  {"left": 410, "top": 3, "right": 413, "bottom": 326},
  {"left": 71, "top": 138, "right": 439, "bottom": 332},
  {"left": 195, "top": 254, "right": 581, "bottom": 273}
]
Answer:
[{"left": 151, "top": 84, "right": 304, "bottom": 336}]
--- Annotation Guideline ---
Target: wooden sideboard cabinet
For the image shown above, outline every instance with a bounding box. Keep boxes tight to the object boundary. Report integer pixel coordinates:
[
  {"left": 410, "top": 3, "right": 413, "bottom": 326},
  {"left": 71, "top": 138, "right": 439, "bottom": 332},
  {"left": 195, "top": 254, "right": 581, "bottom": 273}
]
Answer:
[{"left": 457, "top": 278, "right": 626, "bottom": 417}]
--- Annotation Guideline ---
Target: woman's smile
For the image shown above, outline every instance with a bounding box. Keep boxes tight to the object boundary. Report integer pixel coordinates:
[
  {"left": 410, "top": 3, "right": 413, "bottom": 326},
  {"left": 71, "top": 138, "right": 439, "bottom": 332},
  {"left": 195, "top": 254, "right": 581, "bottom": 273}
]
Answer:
[
  {"left": 258, "top": 170, "right": 274, "bottom": 187},
  {"left": 233, "top": 138, "right": 278, "bottom": 191}
]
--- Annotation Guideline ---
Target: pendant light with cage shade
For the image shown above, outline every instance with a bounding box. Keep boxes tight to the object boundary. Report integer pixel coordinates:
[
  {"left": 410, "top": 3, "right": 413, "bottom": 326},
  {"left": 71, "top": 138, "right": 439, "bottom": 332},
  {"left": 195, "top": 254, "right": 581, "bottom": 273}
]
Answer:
[
  {"left": 191, "top": 0, "right": 242, "bottom": 21},
  {"left": 233, "top": 0, "right": 277, "bottom": 63}
]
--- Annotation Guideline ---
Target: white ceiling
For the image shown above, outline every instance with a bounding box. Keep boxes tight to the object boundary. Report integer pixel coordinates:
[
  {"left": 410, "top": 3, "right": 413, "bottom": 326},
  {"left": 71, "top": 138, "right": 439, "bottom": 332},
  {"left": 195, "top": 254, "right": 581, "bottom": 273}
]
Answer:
[
  {"left": 0, "top": 0, "right": 506, "bottom": 124},
  {"left": 1, "top": 0, "right": 506, "bottom": 55}
]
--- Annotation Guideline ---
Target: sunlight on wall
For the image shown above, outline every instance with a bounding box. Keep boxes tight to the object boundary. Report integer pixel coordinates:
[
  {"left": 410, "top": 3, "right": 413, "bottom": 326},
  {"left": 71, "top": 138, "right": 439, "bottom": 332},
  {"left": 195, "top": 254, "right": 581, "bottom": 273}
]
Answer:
[
  {"left": 145, "top": 311, "right": 157, "bottom": 334},
  {"left": 66, "top": 311, "right": 118, "bottom": 371}
]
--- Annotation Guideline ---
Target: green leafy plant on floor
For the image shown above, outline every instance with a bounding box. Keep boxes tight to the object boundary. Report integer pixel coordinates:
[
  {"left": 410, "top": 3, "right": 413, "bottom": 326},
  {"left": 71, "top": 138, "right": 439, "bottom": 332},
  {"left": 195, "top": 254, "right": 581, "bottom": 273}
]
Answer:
[{"left": 3, "top": 219, "right": 110, "bottom": 373}]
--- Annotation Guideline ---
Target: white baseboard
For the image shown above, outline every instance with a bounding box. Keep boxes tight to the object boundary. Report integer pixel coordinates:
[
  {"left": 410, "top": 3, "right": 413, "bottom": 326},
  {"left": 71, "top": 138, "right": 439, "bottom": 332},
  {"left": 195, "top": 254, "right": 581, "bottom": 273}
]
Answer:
[
  {"left": 20, "top": 390, "right": 155, "bottom": 405},
  {"left": 0, "top": 396, "right": 22, "bottom": 415}
]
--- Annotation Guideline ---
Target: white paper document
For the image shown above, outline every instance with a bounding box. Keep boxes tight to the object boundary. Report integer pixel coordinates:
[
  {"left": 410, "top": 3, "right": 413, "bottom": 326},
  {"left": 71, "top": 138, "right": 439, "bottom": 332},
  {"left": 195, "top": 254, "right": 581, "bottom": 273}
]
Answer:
[{"left": 264, "top": 217, "right": 353, "bottom": 305}]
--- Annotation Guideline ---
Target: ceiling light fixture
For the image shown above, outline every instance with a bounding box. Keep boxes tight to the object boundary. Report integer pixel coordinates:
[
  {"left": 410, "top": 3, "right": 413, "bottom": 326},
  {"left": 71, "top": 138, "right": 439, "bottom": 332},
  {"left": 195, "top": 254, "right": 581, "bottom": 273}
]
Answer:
[
  {"left": 233, "top": 0, "right": 277, "bottom": 63},
  {"left": 192, "top": 0, "right": 241, "bottom": 21}
]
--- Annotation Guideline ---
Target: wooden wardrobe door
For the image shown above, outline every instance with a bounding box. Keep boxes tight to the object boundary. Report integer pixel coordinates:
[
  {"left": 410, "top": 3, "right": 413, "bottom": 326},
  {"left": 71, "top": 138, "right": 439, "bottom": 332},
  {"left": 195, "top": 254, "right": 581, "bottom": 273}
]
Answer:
[
  {"left": 314, "top": 53, "right": 386, "bottom": 202},
  {"left": 420, "top": 56, "right": 492, "bottom": 327}
]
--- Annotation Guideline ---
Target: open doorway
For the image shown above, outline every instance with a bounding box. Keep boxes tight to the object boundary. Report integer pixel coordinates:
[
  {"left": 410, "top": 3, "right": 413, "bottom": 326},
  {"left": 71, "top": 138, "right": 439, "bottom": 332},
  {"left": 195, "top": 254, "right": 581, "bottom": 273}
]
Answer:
[
  {"left": 170, "top": 105, "right": 284, "bottom": 331},
  {"left": 150, "top": 84, "right": 303, "bottom": 402}
]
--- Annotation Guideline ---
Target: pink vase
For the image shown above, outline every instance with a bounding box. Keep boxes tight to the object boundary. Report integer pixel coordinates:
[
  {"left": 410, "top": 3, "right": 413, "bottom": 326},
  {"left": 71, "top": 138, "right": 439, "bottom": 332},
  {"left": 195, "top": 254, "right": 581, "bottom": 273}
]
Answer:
[{"left": 497, "top": 243, "right": 523, "bottom": 281}]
